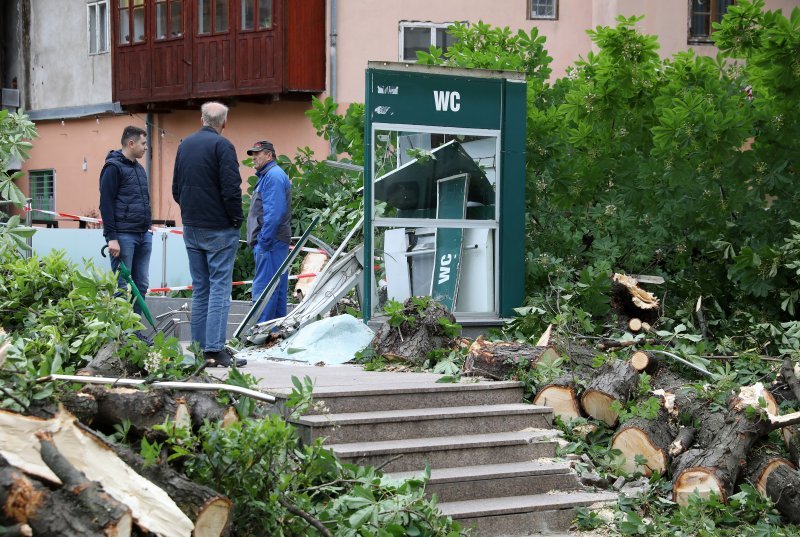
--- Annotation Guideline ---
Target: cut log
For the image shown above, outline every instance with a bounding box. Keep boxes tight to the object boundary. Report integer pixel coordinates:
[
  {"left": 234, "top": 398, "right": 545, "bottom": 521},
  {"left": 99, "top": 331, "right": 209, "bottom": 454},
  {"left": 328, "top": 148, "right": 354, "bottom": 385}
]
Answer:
[
  {"left": 628, "top": 318, "right": 642, "bottom": 333},
  {"left": 671, "top": 385, "right": 785, "bottom": 506},
  {"left": 37, "top": 431, "right": 133, "bottom": 536},
  {"left": 464, "top": 336, "right": 559, "bottom": 380},
  {"left": 59, "top": 391, "right": 99, "bottom": 425},
  {"left": 110, "top": 444, "right": 231, "bottom": 537},
  {"left": 82, "top": 385, "right": 192, "bottom": 436},
  {"left": 630, "top": 351, "right": 660, "bottom": 375},
  {"left": 746, "top": 454, "right": 800, "bottom": 523},
  {"left": 580, "top": 360, "right": 639, "bottom": 426},
  {"left": 668, "top": 427, "right": 697, "bottom": 458},
  {"left": 611, "top": 413, "right": 674, "bottom": 477},
  {"left": 0, "top": 409, "right": 194, "bottom": 536},
  {"left": 534, "top": 385, "right": 581, "bottom": 421}
]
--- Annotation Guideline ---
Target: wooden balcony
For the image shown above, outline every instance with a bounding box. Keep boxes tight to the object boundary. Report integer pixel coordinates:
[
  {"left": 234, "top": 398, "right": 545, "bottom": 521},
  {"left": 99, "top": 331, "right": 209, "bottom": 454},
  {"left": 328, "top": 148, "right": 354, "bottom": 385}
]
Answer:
[{"left": 112, "top": 0, "right": 325, "bottom": 106}]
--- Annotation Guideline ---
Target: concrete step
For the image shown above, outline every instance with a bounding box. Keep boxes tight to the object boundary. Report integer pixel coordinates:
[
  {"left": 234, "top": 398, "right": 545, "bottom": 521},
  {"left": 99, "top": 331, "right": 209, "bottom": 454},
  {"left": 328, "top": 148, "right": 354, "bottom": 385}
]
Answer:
[
  {"left": 294, "top": 404, "right": 553, "bottom": 444},
  {"left": 388, "top": 460, "right": 581, "bottom": 503},
  {"left": 275, "top": 380, "right": 524, "bottom": 415},
  {"left": 439, "top": 491, "right": 617, "bottom": 536},
  {"left": 330, "top": 429, "right": 560, "bottom": 473}
]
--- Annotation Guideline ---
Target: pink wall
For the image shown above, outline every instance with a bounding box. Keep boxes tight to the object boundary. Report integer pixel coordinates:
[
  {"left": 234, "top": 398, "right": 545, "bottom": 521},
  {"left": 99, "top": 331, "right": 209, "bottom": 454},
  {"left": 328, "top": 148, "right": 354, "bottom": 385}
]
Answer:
[{"left": 21, "top": 101, "right": 328, "bottom": 227}]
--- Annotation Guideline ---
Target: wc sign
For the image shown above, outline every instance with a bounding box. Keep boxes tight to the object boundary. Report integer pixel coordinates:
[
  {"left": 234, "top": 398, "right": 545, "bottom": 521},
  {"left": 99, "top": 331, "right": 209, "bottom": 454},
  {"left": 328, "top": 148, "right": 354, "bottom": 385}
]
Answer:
[{"left": 433, "top": 90, "right": 461, "bottom": 112}]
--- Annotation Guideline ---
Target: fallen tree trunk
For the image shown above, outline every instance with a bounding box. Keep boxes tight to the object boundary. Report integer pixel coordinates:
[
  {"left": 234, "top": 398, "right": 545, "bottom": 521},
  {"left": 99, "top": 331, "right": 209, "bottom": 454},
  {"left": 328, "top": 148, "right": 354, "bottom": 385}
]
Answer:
[
  {"left": 82, "top": 384, "right": 191, "bottom": 435},
  {"left": 611, "top": 412, "right": 674, "bottom": 477},
  {"left": 581, "top": 360, "right": 639, "bottom": 426},
  {"left": 37, "top": 431, "right": 133, "bottom": 536},
  {"left": 746, "top": 454, "right": 800, "bottom": 523},
  {"left": 671, "top": 384, "right": 798, "bottom": 506},
  {"left": 0, "top": 450, "right": 132, "bottom": 537},
  {"left": 464, "top": 337, "right": 559, "bottom": 380},
  {"left": 0, "top": 409, "right": 195, "bottom": 536},
  {"left": 109, "top": 443, "right": 232, "bottom": 537}
]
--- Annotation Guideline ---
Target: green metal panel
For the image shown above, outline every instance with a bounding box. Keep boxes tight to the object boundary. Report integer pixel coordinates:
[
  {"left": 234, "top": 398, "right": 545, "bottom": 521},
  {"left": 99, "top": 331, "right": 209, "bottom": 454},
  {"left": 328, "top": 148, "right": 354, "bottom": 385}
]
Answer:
[
  {"left": 363, "top": 73, "right": 374, "bottom": 321},
  {"left": 368, "top": 68, "right": 504, "bottom": 130},
  {"left": 431, "top": 174, "right": 468, "bottom": 310},
  {"left": 499, "top": 79, "right": 527, "bottom": 316}
]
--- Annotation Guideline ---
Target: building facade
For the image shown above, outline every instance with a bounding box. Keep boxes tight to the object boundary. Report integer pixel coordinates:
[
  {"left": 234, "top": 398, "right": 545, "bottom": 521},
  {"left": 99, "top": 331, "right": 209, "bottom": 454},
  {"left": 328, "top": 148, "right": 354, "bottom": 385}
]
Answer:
[{"left": 2, "top": 0, "right": 798, "bottom": 226}]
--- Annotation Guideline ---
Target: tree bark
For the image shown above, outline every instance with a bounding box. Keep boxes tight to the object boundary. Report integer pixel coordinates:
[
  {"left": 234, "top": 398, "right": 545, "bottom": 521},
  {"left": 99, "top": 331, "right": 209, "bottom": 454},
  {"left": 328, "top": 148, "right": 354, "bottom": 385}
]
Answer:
[
  {"left": 580, "top": 360, "right": 639, "bottom": 426},
  {"left": 371, "top": 298, "right": 457, "bottom": 364},
  {"left": 109, "top": 443, "right": 232, "bottom": 537},
  {"left": 533, "top": 379, "right": 581, "bottom": 420},
  {"left": 611, "top": 412, "right": 674, "bottom": 477},
  {"left": 464, "top": 337, "right": 559, "bottom": 380}
]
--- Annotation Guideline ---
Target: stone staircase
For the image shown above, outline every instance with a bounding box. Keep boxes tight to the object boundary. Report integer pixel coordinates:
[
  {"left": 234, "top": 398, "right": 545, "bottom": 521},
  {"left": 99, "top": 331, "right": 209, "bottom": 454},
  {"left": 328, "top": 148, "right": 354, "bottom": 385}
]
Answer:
[{"left": 276, "top": 380, "right": 615, "bottom": 536}]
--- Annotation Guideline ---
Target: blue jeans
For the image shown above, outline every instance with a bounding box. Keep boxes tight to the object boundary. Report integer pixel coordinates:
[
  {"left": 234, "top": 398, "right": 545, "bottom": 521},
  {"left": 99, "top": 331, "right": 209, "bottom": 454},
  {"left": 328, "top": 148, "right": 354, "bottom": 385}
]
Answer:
[
  {"left": 183, "top": 226, "right": 240, "bottom": 352},
  {"left": 252, "top": 241, "right": 289, "bottom": 323},
  {"left": 110, "top": 232, "right": 152, "bottom": 317}
]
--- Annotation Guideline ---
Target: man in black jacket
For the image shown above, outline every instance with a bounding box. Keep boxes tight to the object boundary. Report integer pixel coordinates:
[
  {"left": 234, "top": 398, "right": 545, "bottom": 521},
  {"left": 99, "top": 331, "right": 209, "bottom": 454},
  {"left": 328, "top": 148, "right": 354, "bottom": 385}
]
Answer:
[
  {"left": 173, "top": 102, "right": 246, "bottom": 367},
  {"left": 99, "top": 125, "right": 151, "bottom": 319}
]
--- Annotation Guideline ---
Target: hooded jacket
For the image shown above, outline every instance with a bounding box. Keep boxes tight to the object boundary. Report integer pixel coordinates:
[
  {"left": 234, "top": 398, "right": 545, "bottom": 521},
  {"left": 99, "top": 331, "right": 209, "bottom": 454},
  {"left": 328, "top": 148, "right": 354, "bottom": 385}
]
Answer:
[{"left": 99, "top": 149, "right": 151, "bottom": 240}]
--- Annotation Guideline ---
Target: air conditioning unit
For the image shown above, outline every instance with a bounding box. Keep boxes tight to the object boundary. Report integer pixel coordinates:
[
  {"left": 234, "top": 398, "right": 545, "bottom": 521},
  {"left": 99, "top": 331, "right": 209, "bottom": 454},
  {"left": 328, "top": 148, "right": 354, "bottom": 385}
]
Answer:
[{"left": 2, "top": 88, "right": 20, "bottom": 111}]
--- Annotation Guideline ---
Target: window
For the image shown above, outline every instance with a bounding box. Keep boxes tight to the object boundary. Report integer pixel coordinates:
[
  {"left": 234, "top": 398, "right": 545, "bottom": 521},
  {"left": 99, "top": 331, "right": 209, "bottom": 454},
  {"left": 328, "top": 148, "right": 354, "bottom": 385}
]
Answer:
[
  {"left": 118, "top": 0, "right": 145, "bottom": 45},
  {"left": 399, "top": 22, "right": 459, "bottom": 62},
  {"left": 528, "top": 0, "right": 557, "bottom": 20},
  {"left": 241, "top": 0, "right": 273, "bottom": 31},
  {"left": 29, "top": 170, "right": 55, "bottom": 221},
  {"left": 690, "top": 0, "right": 734, "bottom": 41},
  {"left": 198, "top": 0, "right": 229, "bottom": 35},
  {"left": 155, "top": 0, "right": 183, "bottom": 40},
  {"left": 88, "top": 1, "right": 109, "bottom": 54}
]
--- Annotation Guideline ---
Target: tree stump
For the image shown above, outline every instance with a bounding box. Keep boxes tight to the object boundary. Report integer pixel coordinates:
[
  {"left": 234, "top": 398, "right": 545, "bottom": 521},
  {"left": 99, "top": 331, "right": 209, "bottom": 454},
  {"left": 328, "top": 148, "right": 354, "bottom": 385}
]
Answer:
[
  {"left": 371, "top": 298, "right": 457, "bottom": 364},
  {"left": 581, "top": 360, "right": 639, "bottom": 426},
  {"left": 464, "top": 337, "right": 559, "bottom": 380}
]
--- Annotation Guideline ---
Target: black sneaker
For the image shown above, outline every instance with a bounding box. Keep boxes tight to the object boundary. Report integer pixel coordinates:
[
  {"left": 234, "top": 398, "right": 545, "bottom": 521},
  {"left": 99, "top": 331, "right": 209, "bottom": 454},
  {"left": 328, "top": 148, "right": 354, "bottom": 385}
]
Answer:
[{"left": 204, "top": 348, "right": 247, "bottom": 368}]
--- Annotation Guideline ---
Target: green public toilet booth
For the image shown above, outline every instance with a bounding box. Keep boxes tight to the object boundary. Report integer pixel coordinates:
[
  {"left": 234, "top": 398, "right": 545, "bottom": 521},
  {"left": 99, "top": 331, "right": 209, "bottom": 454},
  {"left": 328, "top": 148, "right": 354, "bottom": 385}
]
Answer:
[{"left": 363, "top": 62, "right": 526, "bottom": 323}]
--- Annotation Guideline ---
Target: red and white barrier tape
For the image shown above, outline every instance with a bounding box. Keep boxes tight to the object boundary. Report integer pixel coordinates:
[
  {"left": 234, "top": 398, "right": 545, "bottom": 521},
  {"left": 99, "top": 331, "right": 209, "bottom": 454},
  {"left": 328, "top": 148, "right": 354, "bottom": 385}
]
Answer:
[
  {"left": 147, "top": 273, "right": 318, "bottom": 294},
  {"left": 25, "top": 208, "right": 332, "bottom": 254}
]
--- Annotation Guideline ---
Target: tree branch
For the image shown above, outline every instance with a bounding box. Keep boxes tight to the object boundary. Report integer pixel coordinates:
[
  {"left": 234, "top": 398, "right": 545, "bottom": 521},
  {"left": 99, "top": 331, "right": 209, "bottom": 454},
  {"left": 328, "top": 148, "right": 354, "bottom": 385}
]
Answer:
[{"left": 277, "top": 496, "right": 333, "bottom": 537}]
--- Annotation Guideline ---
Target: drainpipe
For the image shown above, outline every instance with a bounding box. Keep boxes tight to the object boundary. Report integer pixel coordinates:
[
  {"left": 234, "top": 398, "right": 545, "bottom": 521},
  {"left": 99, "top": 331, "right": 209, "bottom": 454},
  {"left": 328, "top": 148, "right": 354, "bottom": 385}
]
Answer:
[
  {"left": 329, "top": 0, "right": 337, "bottom": 156},
  {"left": 145, "top": 112, "right": 153, "bottom": 199}
]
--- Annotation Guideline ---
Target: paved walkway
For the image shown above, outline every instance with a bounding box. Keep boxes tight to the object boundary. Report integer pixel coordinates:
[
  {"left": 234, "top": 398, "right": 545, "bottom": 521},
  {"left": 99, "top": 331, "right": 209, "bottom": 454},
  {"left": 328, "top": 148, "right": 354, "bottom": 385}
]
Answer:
[{"left": 209, "top": 357, "right": 450, "bottom": 395}]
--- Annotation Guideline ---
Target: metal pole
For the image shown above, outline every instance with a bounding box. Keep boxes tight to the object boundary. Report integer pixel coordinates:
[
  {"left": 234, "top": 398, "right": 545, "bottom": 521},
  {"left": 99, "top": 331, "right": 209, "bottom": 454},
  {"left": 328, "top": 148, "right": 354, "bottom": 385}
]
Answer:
[
  {"left": 24, "top": 197, "right": 32, "bottom": 258},
  {"left": 161, "top": 231, "right": 168, "bottom": 294}
]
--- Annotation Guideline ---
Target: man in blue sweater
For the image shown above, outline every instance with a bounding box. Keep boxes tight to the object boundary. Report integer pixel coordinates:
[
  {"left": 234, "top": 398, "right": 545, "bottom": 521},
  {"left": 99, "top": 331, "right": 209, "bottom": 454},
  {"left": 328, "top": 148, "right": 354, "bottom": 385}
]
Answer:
[
  {"left": 245, "top": 140, "right": 292, "bottom": 323},
  {"left": 99, "top": 125, "right": 151, "bottom": 321}
]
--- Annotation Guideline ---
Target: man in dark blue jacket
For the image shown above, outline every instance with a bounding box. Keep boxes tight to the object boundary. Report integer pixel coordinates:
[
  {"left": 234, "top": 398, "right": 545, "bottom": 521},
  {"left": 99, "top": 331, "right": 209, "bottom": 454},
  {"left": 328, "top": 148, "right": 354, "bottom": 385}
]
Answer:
[
  {"left": 99, "top": 125, "right": 151, "bottom": 320},
  {"left": 245, "top": 140, "right": 292, "bottom": 322},
  {"left": 172, "top": 102, "right": 246, "bottom": 367}
]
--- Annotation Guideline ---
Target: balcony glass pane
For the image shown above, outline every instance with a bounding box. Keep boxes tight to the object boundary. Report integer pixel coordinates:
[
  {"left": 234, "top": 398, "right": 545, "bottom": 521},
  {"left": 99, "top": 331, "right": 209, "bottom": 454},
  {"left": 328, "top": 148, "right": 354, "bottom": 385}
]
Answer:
[
  {"left": 119, "top": 9, "right": 130, "bottom": 44},
  {"left": 241, "top": 0, "right": 254, "bottom": 30},
  {"left": 156, "top": 2, "right": 167, "bottom": 40},
  {"left": 133, "top": 5, "right": 145, "bottom": 42},
  {"left": 170, "top": 0, "right": 182, "bottom": 37},
  {"left": 258, "top": 0, "right": 273, "bottom": 29},
  {"left": 215, "top": 0, "right": 229, "bottom": 32},
  {"left": 198, "top": 0, "right": 211, "bottom": 34}
]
